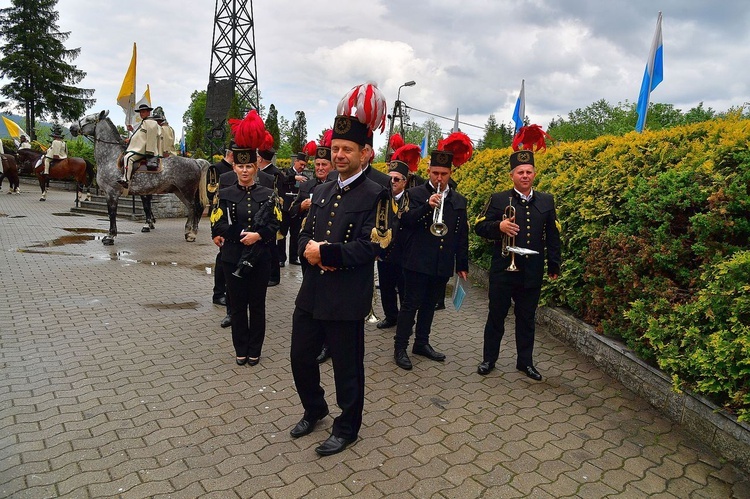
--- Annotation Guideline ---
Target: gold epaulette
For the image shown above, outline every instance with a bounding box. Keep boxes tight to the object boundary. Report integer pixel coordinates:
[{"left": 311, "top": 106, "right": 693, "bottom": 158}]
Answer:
[
  {"left": 370, "top": 195, "right": 393, "bottom": 249},
  {"left": 474, "top": 197, "right": 491, "bottom": 225}
]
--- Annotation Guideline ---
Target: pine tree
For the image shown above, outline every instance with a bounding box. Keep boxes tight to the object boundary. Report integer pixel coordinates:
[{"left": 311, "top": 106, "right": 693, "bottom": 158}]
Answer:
[
  {"left": 289, "top": 111, "right": 307, "bottom": 154},
  {"left": 265, "top": 104, "right": 280, "bottom": 150},
  {"left": 0, "top": 0, "right": 95, "bottom": 140}
]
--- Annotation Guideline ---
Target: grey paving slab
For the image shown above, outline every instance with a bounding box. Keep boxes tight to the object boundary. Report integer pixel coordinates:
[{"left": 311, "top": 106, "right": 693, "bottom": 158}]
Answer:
[{"left": 1, "top": 187, "right": 749, "bottom": 498}]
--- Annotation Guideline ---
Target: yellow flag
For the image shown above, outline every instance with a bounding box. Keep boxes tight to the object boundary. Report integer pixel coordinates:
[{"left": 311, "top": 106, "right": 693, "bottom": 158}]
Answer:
[
  {"left": 117, "top": 43, "right": 137, "bottom": 126},
  {"left": 134, "top": 85, "right": 151, "bottom": 123},
  {"left": 2, "top": 116, "right": 24, "bottom": 139}
]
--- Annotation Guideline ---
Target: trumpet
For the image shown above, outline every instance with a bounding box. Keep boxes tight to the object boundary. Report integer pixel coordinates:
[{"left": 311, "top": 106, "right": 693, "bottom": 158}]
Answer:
[
  {"left": 430, "top": 184, "right": 448, "bottom": 237},
  {"left": 501, "top": 196, "right": 519, "bottom": 272}
]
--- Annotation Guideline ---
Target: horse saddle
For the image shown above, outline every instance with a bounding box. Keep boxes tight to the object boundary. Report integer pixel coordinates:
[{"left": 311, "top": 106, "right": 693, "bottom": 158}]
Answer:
[{"left": 138, "top": 157, "right": 161, "bottom": 172}]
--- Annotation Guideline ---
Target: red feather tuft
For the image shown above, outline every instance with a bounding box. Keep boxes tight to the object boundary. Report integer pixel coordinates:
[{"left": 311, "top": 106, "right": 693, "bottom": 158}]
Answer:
[
  {"left": 389, "top": 133, "right": 405, "bottom": 151},
  {"left": 392, "top": 144, "right": 422, "bottom": 172},
  {"left": 228, "top": 110, "right": 267, "bottom": 149},
  {"left": 260, "top": 130, "right": 274, "bottom": 151},
  {"left": 437, "top": 131, "right": 474, "bottom": 167},
  {"left": 512, "top": 124, "right": 552, "bottom": 152},
  {"left": 319, "top": 129, "right": 333, "bottom": 147},
  {"left": 302, "top": 140, "right": 317, "bottom": 157}
]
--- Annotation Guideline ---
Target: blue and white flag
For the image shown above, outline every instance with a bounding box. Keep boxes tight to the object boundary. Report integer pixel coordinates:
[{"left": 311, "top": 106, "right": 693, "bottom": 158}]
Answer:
[
  {"left": 420, "top": 131, "right": 428, "bottom": 158},
  {"left": 179, "top": 127, "right": 186, "bottom": 155},
  {"left": 635, "top": 12, "right": 664, "bottom": 132},
  {"left": 512, "top": 80, "right": 525, "bottom": 134}
]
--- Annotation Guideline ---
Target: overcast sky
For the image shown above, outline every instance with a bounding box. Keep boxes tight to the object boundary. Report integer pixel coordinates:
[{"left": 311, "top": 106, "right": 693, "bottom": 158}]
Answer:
[{"left": 4, "top": 0, "right": 750, "bottom": 151}]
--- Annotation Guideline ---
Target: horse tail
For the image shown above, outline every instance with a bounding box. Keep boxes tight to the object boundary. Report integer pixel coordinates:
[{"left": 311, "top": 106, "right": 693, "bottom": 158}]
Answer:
[
  {"left": 85, "top": 159, "right": 96, "bottom": 186},
  {"left": 198, "top": 159, "right": 210, "bottom": 209}
]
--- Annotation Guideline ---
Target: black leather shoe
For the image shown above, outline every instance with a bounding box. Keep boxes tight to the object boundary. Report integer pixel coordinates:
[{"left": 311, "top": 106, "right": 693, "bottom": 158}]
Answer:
[
  {"left": 517, "top": 365, "right": 542, "bottom": 381},
  {"left": 434, "top": 302, "right": 446, "bottom": 311},
  {"left": 394, "top": 349, "right": 412, "bottom": 370},
  {"left": 267, "top": 280, "right": 279, "bottom": 287},
  {"left": 279, "top": 261, "right": 286, "bottom": 267},
  {"left": 376, "top": 318, "right": 396, "bottom": 329},
  {"left": 316, "top": 345, "right": 330, "bottom": 364},
  {"left": 477, "top": 361, "right": 495, "bottom": 375},
  {"left": 412, "top": 344, "right": 446, "bottom": 361},
  {"left": 315, "top": 434, "right": 356, "bottom": 456},
  {"left": 236, "top": 357, "right": 248, "bottom": 366},
  {"left": 290, "top": 410, "right": 329, "bottom": 438},
  {"left": 220, "top": 315, "right": 231, "bottom": 328},
  {"left": 289, "top": 259, "right": 301, "bottom": 265},
  {"left": 213, "top": 295, "right": 227, "bottom": 306},
  {"left": 247, "top": 357, "right": 260, "bottom": 366}
]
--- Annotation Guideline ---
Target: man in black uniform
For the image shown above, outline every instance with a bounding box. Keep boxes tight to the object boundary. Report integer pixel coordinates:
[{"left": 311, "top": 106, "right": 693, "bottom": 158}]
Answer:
[
  {"left": 393, "top": 133, "right": 472, "bottom": 370},
  {"left": 256, "top": 145, "right": 285, "bottom": 285},
  {"left": 474, "top": 149, "right": 561, "bottom": 381},
  {"left": 284, "top": 150, "right": 312, "bottom": 265},
  {"left": 376, "top": 144, "right": 419, "bottom": 329},
  {"left": 289, "top": 83, "right": 389, "bottom": 456}
]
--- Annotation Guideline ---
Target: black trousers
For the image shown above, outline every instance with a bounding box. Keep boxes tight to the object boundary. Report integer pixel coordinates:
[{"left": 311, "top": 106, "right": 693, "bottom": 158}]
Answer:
[
  {"left": 213, "top": 251, "right": 225, "bottom": 301},
  {"left": 277, "top": 211, "right": 290, "bottom": 263},
  {"left": 290, "top": 308, "right": 365, "bottom": 440},
  {"left": 223, "top": 257, "right": 271, "bottom": 358},
  {"left": 377, "top": 260, "right": 404, "bottom": 322},
  {"left": 394, "top": 269, "right": 448, "bottom": 351},
  {"left": 482, "top": 276, "right": 542, "bottom": 368},
  {"left": 288, "top": 215, "right": 302, "bottom": 263}
]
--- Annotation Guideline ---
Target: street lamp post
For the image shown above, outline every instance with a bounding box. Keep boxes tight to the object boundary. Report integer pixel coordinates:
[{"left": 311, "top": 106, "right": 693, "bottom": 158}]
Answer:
[{"left": 386, "top": 80, "right": 416, "bottom": 162}]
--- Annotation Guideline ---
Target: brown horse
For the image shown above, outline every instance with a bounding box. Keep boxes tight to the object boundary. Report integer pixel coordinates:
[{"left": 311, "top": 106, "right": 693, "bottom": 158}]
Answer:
[
  {"left": 0, "top": 153, "right": 21, "bottom": 194},
  {"left": 15, "top": 148, "right": 95, "bottom": 202}
]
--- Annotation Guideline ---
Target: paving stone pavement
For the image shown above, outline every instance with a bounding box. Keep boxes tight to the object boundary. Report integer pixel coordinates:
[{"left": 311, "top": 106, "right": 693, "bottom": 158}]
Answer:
[{"left": 1, "top": 187, "right": 749, "bottom": 498}]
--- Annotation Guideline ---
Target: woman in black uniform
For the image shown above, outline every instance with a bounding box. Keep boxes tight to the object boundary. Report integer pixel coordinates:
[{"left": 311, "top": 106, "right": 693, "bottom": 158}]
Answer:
[{"left": 211, "top": 111, "right": 281, "bottom": 366}]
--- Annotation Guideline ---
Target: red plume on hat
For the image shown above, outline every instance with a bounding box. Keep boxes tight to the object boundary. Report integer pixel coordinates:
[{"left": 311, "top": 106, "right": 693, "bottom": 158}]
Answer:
[
  {"left": 392, "top": 144, "right": 422, "bottom": 173},
  {"left": 229, "top": 110, "right": 266, "bottom": 149},
  {"left": 302, "top": 140, "right": 317, "bottom": 157},
  {"left": 389, "top": 133, "right": 405, "bottom": 152},
  {"left": 260, "top": 130, "right": 274, "bottom": 151},
  {"left": 336, "top": 82, "right": 388, "bottom": 134},
  {"left": 319, "top": 129, "right": 333, "bottom": 147},
  {"left": 437, "top": 131, "right": 474, "bottom": 167},
  {"left": 512, "top": 124, "right": 551, "bottom": 152}
]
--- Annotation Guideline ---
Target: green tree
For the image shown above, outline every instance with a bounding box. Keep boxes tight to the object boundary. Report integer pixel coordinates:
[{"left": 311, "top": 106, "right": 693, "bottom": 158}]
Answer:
[
  {"left": 0, "top": 0, "right": 95, "bottom": 140},
  {"left": 182, "top": 90, "right": 207, "bottom": 153},
  {"left": 477, "top": 114, "right": 513, "bottom": 150},
  {"left": 266, "top": 104, "right": 280, "bottom": 150},
  {"left": 277, "top": 115, "right": 292, "bottom": 159},
  {"left": 290, "top": 110, "right": 307, "bottom": 153},
  {"left": 683, "top": 102, "right": 716, "bottom": 124}
]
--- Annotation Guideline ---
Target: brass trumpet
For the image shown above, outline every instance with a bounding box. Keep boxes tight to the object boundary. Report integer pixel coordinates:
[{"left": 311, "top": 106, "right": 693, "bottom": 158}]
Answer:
[
  {"left": 501, "top": 196, "right": 519, "bottom": 272},
  {"left": 430, "top": 184, "right": 448, "bottom": 237}
]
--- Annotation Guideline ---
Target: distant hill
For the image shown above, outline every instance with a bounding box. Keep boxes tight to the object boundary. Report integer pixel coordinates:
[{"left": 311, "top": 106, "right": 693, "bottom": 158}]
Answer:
[{"left": 1, "top": 113, "right": 56, "bottom": 138}]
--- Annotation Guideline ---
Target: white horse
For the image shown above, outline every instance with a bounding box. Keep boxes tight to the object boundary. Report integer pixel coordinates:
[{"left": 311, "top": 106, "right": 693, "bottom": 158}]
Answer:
[{"left": 70, "top": 110, "right": 210, "bottom": 245}]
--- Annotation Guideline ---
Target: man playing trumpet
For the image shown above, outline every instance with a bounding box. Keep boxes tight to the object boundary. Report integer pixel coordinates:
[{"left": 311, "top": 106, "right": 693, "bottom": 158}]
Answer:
[
  {"left": 474, "top": 141, "right": 561, "bottom": 381},
  {"left": 392, "top": 132, "right": 472, "bottom": 370}
]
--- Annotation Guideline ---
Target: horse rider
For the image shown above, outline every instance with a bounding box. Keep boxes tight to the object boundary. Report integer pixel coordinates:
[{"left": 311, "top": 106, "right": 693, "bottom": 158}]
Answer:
[
  {"left": 120, "top": 103, "right": 161, "bottom": 187},
  {"left": 43, "top": 125, "right": 68, "bottom": 180},
  {"left": 17, "top": 135, "right": 31, "bottom": 150},
  {"left": 152, "top": 106, "right": 176, "bottom": 157}
]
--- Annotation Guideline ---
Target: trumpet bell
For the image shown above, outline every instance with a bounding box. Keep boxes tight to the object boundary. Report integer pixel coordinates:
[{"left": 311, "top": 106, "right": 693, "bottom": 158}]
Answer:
[{"left": 430, "top": 223, "right": 448, "bottom": 237}]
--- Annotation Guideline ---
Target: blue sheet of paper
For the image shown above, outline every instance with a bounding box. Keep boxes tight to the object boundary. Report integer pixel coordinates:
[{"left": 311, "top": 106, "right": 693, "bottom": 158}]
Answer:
[{"left": 452, "top": 277, "right": 466, "bottom": 311}]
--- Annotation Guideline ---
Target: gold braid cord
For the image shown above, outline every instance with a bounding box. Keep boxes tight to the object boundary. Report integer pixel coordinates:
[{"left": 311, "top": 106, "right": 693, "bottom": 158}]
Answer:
[{"left": 370, "top": 196, "right": 392, "bottom": 249}]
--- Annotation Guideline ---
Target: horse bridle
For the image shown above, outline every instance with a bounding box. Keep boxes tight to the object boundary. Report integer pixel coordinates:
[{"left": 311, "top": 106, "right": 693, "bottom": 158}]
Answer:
[{"left": 76, "top": 116, "right": 124, "bottom": 146}]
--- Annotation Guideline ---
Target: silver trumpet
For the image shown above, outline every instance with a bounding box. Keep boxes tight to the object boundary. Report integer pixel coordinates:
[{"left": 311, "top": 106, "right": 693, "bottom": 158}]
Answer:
[{"left": 430, "top": 184, "right": 448, "bottom": 237}]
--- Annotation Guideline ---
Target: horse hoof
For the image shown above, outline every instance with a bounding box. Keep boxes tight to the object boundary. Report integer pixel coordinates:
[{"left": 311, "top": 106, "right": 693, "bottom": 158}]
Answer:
[
  {"left": 148, "top": 223, "right": 155, "bottom": 229},
  {"left": 185, "top": 234, "right": 196, "bottom": 242},
  {"left": 141, "top": 226, "right": 150, "bottom": 233},
  {"left": 39, "top": 197, "right": 46, "bottom": 202},
  {"left": 102, "top": 237, "right": 115, "bottom": 246}
]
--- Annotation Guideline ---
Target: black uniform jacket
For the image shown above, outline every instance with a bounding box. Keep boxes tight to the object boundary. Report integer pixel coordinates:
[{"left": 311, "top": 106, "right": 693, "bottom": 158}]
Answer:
[
  {"left": 295, "top": 174, "right": 387, "bottom": 321},
  {"left": 289, "top": 177, "right": 328, "bottom": 220},
  {"left": 379, "top": 192, "right": 409, "bottom": 263},
  {"left": 474, "top": 189, "right": 561, "bottom": 287},
  {"left": 259, "top": 163, "right": 289, "bottom": 210},
  {"left": 399, "top": 182, "right": 469, "bottom": 278},
  {"left": 211, "top": 183, "right": 279, "bottom": 266}
]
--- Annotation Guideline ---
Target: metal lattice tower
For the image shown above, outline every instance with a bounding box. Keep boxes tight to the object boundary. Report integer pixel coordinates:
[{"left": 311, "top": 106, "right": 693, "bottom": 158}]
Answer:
[{"left": 205, "top": 0, "right": 260, "bottom": 155}]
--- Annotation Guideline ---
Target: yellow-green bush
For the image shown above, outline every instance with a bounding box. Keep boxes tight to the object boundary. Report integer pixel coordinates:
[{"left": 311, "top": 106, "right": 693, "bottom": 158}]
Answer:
[{"left": 453, "top": 119, "right": 750, "bottom": 420}]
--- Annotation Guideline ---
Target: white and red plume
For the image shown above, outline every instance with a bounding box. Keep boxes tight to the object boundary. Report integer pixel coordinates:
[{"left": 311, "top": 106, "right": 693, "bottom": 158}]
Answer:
[{"left": 336, "top": 82, "right": 388, "bottom": 134}]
